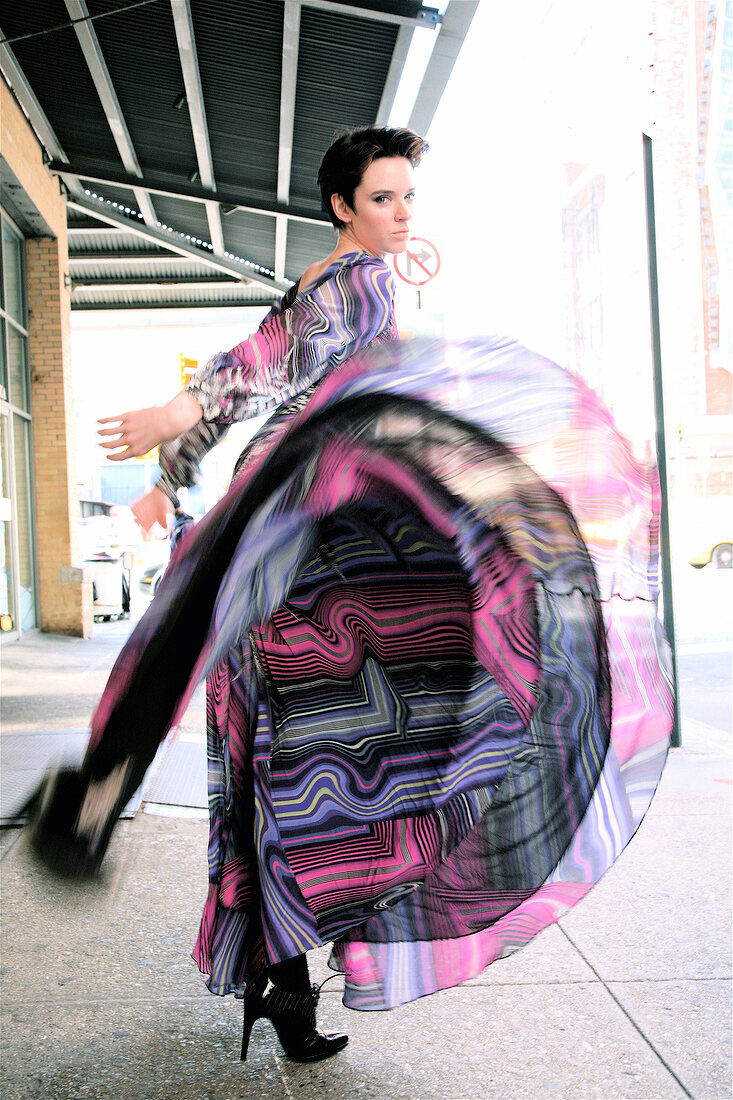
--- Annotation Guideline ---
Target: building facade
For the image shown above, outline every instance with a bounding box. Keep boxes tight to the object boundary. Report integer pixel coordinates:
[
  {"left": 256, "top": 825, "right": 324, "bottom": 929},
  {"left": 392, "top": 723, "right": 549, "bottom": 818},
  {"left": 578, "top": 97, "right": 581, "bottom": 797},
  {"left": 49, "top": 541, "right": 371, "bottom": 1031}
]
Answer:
[
  {"left": 0, "top": 76, "right": 92, "bottom": 637},
  {"left": 559, "top": 0, "right": 732, "bottom": 558}
]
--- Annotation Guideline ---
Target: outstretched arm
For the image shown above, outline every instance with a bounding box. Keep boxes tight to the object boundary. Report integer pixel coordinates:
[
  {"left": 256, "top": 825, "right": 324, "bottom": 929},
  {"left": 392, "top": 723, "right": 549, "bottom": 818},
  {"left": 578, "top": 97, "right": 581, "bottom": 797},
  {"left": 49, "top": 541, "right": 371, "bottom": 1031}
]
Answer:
[
  {"left": 99, "top": 258, "right": 394, "bottom": 531},
  {"left": 98, "top": 392, "right": 205, "bottom": 533},
  {"left": 98, "top": 390, "right": 203, "bottom": 460}
]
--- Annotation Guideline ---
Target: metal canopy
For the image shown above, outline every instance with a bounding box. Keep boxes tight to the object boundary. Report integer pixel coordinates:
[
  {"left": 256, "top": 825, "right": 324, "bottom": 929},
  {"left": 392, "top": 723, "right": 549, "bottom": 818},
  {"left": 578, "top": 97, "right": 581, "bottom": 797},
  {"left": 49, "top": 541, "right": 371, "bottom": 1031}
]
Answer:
[{"left": 0, "top": 0, "right": 478, "bottom": 310}]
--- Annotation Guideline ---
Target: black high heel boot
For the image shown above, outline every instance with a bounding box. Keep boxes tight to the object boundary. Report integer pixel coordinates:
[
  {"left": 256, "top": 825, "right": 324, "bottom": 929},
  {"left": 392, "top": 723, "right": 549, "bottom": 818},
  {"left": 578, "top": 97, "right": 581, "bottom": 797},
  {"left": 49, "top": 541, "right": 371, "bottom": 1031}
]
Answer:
[{"left": 240, "top": 975, "right": 348, "bottom": 1063}]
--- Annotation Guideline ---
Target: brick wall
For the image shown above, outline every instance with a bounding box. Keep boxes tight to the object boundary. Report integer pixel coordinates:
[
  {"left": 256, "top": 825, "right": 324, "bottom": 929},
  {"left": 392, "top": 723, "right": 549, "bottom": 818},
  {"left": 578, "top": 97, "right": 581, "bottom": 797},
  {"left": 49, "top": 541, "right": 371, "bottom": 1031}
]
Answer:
[
  {"left": 26, "top": 238, "right": 92, "bottom": 636},
  {"left": 2, "top": 77, "right": 93, "bottom": 636}
]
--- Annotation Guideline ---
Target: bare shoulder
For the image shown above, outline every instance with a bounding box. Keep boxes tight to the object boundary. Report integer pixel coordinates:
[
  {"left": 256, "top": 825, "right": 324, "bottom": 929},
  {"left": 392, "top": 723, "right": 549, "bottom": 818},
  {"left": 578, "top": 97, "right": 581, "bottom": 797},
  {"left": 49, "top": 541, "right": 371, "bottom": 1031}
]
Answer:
[{"left": 300, "top": 260, "right": 326, "bottom": 289}]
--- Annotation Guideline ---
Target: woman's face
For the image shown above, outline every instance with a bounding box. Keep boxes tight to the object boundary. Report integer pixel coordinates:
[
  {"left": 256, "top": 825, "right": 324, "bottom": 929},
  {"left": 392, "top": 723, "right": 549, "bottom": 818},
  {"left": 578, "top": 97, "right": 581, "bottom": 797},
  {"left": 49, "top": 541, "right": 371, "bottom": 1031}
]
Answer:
[{"left": 332, "top": 156, "right": 415, "bottom": 257}]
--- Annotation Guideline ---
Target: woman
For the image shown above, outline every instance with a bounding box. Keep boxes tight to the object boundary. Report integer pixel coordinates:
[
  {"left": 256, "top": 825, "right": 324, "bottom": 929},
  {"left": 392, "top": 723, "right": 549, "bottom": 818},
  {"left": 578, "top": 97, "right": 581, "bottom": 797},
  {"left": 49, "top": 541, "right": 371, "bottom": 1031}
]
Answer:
[
  {"left": 28, "top": 127, "right": 673, "bottom": 1067},
  {"left": 47, "top": 126, "right": 424, "bottom": 1062},
  {"left": 99, "top": 128, "right": 418, "bottom": 534}
]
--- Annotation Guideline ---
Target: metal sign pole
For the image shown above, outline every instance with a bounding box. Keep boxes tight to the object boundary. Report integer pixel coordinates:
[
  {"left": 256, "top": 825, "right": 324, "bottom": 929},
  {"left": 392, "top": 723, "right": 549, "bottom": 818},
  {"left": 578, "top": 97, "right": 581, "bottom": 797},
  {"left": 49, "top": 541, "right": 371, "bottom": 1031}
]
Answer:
[{"left": 643, "top": 132, "right": 682, "bottom": 747}]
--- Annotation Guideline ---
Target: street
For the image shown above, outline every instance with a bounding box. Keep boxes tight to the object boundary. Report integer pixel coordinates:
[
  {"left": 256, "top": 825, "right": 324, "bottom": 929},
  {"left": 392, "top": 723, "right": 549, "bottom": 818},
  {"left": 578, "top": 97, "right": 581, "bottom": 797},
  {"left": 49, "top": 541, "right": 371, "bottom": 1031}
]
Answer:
[{"left": 671, "top": 561, "right": 732, "bottom": 740}]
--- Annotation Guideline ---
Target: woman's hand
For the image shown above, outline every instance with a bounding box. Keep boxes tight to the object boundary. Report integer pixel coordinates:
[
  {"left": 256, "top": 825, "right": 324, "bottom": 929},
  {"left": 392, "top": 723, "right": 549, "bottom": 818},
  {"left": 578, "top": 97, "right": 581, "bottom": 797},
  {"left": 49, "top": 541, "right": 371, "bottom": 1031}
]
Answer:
[
  {"left": 131, "top": 486, "right": 174, "bottom": 534},
  {"left": 98, "top": 391, "right": 203, "bottom": 460},
  {"left": 98, "top": 406, "right": 169, "bottom": 459}
]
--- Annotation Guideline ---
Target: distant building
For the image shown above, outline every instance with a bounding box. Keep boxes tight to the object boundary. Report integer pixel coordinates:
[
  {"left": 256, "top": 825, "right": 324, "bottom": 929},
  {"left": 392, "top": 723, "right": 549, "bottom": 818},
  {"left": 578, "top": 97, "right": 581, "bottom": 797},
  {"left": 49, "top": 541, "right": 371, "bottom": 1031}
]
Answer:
[
  {"left": 560, "top": 0, "right": 731, "bottom": 518},
  {"left": 695, "top": 0, "right": 732, "bottom": 424}
]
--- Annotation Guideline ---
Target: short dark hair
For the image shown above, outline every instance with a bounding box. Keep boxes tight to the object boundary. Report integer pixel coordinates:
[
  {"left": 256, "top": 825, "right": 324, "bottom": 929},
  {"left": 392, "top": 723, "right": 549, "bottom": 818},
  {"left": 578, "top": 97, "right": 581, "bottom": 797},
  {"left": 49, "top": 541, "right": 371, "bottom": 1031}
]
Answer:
[{"left": 317, "top": 126, "right": 428, "bottom": 229}]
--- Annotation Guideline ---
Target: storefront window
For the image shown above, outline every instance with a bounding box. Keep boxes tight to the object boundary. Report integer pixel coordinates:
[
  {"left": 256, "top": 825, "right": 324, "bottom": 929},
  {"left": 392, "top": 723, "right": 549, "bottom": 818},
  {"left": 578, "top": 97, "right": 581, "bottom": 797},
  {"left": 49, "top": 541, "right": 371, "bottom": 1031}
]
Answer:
[
  {"left": 0, "top": 213, "right": 35, "bottom": 635},
  {"left": 2, "top": 222, "right": 25, "bottom": 323},
  {"left": 6, "top": 326, "right": 29, "bottom": 411},
  {"left": 0, "top": 317, "right": 6, "bottom": 399},
  {"left": 12, "top": 414, "right": 35, "bottom": 631},
  {"left": 0, "top": 415, "right": 15, "bottom": 633}
]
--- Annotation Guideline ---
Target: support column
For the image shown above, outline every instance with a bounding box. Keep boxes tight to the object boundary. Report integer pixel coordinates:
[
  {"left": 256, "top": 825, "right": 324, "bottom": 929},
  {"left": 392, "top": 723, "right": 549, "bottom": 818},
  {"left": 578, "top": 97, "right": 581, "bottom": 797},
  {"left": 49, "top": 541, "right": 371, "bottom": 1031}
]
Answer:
[{"left": 26, "top": 236, "right": 93, "bottom": 636}]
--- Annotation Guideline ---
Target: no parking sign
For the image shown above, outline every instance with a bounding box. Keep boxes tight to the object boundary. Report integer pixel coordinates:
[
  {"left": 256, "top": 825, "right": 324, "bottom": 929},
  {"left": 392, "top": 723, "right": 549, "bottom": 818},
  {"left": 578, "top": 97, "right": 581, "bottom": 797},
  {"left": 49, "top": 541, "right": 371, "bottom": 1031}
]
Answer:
[{"left": 394, "top": 237, "right": 441, "bottom": 286}]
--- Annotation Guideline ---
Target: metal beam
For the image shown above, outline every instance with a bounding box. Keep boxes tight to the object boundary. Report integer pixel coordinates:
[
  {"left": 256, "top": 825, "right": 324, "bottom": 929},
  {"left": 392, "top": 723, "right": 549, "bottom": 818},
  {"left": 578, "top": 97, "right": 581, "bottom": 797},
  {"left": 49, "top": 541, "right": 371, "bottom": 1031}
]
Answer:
[
  {"left": 69, "top": 251, "right": 199, "bottom": 264},
  {"left": 277, "top": 1, "right": 300, "bottom": 206},
  {"left": 67, "top": 194, "right": 290, "bottom": 294},
  {"left": 72, "top": 277, "right": 240, "bottom": 289},
  {"left": 50, "top": 161, "right": 330, "bottom": 225},
  {"left": 274, "top": 215, "right": 289, "bottom": 283},
  {"left": 303, "top": 1, "right": 441, "bottom": 30},
  {"left": 275, "top": 0, "right": 302, "bottom": 279},
  {"left": 71, "top": 294, "right": 274, "bottom": 312},
  {"left": 409, "top": 0, "right": 479, "bottom": 136},
  {"left": 0, "top": 33, "right": 65, "bottom": 163},
  {"left": 67, "top": 223, "right": 135, "bottom": 235},
  {"left": 0, "top": 29, "right": 85, "bottom": 202},
  {"left": 203, "top": 197, "right": 224, "bottom": 254},
  {"left": 375, "top": 23, "right": 414, "bottom": 125},
  {"left": 64, "top": 0, "right": 158, "bottom": 227},
  {"left": 170, "top": 0, "right": 225, "bottom": 254}
]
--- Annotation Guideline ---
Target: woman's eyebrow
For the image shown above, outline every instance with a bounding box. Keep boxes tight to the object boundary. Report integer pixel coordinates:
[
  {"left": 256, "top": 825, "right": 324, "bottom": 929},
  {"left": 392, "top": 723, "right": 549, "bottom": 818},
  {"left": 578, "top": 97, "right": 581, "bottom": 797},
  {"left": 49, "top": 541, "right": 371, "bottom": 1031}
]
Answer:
[{"left": 368, "top": 188, "right": 415, "bottom": 197}]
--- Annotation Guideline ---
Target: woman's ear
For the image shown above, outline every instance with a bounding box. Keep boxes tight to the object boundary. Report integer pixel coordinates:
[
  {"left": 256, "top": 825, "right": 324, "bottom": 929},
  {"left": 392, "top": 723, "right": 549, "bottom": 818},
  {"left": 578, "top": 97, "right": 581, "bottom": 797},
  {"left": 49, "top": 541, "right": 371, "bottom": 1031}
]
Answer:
[{"left": 331, "top": 193, "right": 352, "bottom": 225}]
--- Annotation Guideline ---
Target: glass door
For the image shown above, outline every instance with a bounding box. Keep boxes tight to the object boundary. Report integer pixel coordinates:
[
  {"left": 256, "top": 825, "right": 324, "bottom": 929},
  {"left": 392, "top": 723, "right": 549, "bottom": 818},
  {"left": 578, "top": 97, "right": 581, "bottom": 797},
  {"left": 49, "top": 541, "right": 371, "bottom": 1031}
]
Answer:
[
  {"left": 0, "top": 212, "right": 36, "bottom": 636},
  {"left": 0, "top": 412, "right": 15, "bottom": 633}
]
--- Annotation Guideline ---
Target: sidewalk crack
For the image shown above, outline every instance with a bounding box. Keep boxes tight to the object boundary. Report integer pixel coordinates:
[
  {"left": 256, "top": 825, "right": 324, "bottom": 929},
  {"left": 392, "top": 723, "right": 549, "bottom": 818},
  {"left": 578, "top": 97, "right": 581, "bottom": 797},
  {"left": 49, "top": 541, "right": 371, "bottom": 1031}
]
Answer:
[{"left": 559, "top": 925, "right": 694, "bottom": 1099}]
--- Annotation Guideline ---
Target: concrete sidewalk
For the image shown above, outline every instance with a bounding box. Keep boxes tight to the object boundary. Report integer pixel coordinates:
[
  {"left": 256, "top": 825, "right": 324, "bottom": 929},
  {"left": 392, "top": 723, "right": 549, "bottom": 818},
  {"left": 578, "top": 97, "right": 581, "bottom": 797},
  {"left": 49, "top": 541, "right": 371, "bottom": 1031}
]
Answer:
[{"left": 1, "top": 622, "right": 731, "bottom": 1100}]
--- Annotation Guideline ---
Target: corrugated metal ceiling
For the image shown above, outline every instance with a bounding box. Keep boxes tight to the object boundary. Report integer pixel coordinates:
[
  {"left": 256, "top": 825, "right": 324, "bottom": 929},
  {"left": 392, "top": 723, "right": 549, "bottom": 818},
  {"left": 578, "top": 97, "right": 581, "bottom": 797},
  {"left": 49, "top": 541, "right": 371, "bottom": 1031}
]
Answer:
[
  {"left": 290, "top": 7, "right": 397, "bottom": 206},
  {"left": 0, "top": 1, "right": 477, "bottom": 310}
]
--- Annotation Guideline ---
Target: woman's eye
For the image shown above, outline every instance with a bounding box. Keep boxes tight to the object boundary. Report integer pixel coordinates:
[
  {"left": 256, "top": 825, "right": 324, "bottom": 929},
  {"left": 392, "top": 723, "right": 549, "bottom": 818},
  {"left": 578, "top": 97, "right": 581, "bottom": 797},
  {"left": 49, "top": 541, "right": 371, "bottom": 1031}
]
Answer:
[{"left": 374, "top": 195, "right": 389, "bottom": 204}]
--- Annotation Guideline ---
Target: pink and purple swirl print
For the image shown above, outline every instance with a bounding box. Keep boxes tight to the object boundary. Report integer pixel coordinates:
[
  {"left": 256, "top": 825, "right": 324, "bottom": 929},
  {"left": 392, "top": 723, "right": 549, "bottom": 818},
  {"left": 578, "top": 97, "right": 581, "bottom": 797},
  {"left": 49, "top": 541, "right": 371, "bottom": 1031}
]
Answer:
[{"left": 85, "top": 336, "right": 672, "bottom": 1012}]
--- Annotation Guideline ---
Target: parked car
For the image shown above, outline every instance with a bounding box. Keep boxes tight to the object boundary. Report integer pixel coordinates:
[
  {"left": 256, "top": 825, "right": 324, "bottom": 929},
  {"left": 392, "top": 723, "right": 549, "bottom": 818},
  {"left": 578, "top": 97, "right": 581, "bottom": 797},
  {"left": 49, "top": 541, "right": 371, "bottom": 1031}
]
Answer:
[
  {"left": 676, "top": 497, "right": 732, "bottom": 569},
  {"left": 139, "top": 559, "right": 167, "bottom": 598},
  {"left": 138, "top": 508, "right": 195, "bottom": 599},
  {"left": 689, "top": 541, "right": 732, "bottom": 569}
]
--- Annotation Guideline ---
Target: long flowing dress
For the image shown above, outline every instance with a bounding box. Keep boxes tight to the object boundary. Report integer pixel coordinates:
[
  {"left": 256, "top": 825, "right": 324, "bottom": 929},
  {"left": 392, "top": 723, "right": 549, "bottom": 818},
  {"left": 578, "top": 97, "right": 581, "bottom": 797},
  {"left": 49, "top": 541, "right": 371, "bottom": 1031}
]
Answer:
[{"left": 66, "top": 248, "right": 673, "bottom": 1013}]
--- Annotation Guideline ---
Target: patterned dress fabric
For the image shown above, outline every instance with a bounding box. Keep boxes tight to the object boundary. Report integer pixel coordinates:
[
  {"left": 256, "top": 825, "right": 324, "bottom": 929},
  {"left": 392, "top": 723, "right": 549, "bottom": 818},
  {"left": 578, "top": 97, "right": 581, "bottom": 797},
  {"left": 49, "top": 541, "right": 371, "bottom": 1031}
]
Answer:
[
  {"left": 155, "top": 251, "right": 396, "bottom": 501},
  {"left": 84, "top": 257, "right": 673, "bottom": 1014}
]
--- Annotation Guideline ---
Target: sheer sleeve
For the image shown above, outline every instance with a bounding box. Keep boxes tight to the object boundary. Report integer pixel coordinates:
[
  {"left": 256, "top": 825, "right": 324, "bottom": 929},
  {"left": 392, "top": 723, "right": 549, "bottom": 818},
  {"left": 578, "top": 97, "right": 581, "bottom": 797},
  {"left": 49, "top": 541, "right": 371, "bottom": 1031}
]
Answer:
[
  {"left": 156, "top": 257, "right": 395, "bottom": 498},
  {"left": 156, "top": 418, "right": 231, "bottom": 502}
]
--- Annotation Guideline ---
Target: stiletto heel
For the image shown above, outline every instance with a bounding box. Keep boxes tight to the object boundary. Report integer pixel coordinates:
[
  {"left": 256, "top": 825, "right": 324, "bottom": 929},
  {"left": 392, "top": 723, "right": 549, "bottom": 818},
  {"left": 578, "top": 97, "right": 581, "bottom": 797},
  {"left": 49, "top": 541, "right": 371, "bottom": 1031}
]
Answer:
[
  {"left": 240, "top": 998, "right": 257, "bottom": 1061},
  {"left": 239, "top": 974, "right": 348, "bottom": 1063}
]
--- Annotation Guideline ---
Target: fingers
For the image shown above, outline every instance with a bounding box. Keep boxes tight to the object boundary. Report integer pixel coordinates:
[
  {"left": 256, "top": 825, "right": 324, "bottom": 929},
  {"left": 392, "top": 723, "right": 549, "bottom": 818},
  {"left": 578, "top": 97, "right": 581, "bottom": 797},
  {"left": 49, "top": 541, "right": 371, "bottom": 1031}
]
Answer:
[
  {"left": 97, "top": 417, "right": 128, "bottom": 455},
  {"left": 98, "top": 433, "right": 139, "bottom": 460},
  {"left": 97, "top": 407, "right": 164, "bottom": 461},
  {"left": 98, "top": 436, "right": 131, "bottom": 457},
  {"left": 97, "top": 415, "right": 139, "bottom": 459},
  {"left": 103, "top": 445, "right": 145, "bottom": 461}
]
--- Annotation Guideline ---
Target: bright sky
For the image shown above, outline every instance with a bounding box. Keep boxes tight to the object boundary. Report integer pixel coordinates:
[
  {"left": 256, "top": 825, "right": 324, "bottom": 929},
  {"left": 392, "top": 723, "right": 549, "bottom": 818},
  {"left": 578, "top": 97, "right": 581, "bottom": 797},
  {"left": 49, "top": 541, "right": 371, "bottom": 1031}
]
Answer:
[
  {"left": 410, "top": 0, "right": 650, "bottom": 360},
  {"left": 410, "top": 0, "right": 567, "bottom": 358}
]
